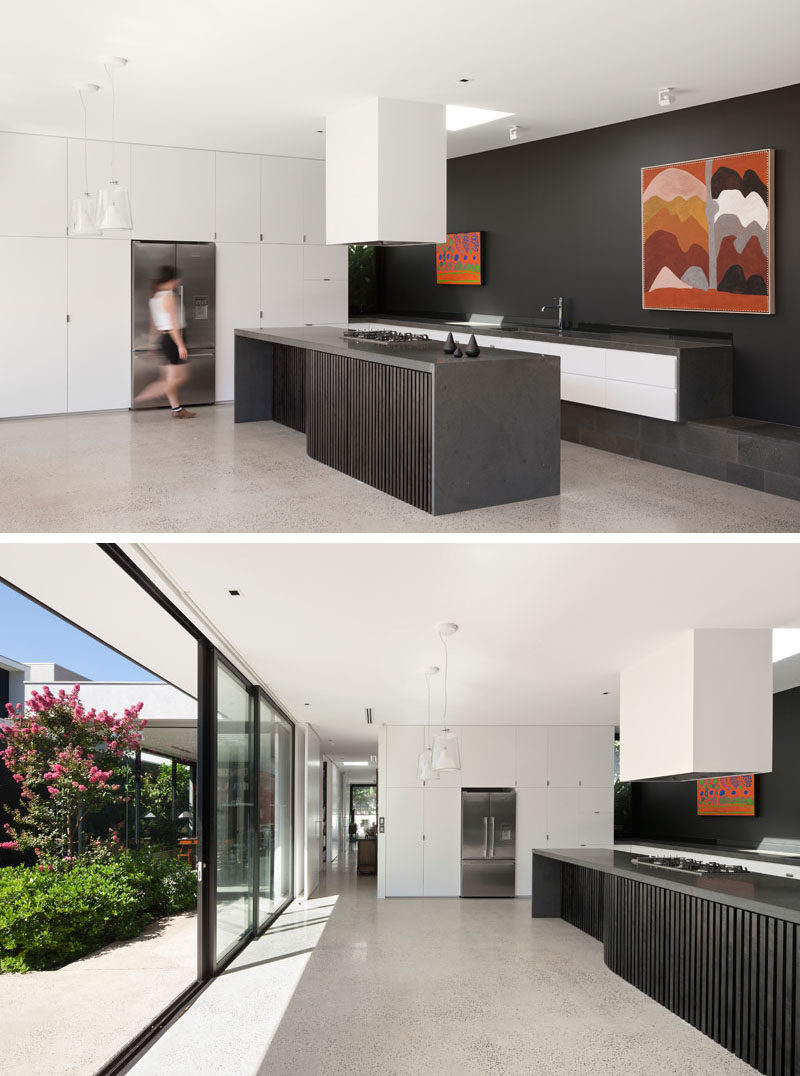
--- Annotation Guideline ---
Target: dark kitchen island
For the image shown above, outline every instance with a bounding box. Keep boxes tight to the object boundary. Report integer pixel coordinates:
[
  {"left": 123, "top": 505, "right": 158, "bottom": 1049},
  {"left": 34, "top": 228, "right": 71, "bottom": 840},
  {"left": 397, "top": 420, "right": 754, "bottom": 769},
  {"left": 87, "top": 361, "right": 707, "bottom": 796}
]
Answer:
[
  {"left": 532, "top": 847, "right": 800, "bottom": 1075},
  {"left": 233, "top": 326, "right": 560, "bottom": 516}
]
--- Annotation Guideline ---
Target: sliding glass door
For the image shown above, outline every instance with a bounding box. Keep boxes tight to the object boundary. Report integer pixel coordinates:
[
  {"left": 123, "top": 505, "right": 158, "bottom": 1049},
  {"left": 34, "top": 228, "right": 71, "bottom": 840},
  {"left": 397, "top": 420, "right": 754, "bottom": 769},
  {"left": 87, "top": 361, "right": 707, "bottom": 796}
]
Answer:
[
  {"left": 215, "top": 661, "right": 254, "bottom": 964},
  {"left": 257, "top": 696, "right": 293, "bottom": 928}
]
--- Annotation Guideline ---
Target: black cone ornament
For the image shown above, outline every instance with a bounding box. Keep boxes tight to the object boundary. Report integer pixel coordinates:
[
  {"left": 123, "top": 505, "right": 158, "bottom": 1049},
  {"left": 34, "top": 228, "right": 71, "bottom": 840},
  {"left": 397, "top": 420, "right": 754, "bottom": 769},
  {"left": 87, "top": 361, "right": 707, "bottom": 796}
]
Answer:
[
  {"left": 465, "top": 334, "right": 480, "bottom": 357},
  {"left": 443, "top": 332, "right": 456, "bottom": 354},
  {"left": 453, "top": 346, "right": 463, "bottom": 357}
]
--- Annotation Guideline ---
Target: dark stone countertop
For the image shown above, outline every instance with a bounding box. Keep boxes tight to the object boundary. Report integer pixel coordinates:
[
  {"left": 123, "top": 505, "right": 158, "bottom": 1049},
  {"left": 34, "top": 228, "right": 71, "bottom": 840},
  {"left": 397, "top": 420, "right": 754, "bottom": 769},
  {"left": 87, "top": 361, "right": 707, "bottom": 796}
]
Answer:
[
  {"left": 360, "top": 315, "right": 731, "bottom": 356},
  {"left": 534, "top": 847, "right": 800, "bottom": 924},
  {"left": 234, "top": 326, "right": 559, "bottom": 375}
]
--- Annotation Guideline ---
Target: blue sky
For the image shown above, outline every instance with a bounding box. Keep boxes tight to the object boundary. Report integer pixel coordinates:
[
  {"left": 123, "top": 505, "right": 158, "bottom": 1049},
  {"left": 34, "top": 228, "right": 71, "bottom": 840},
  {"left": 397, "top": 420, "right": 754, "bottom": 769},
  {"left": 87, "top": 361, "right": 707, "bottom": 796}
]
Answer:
[{"left": 0, "top": 581, "right": 158, "bottom": 682}]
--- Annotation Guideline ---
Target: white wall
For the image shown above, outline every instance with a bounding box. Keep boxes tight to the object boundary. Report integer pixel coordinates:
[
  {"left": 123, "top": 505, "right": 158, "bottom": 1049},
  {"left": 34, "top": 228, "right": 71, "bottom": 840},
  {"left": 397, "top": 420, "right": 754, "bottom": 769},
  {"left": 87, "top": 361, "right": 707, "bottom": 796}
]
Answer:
[
  {"left": 325, "top": 758, "right": 343, "bottom": 863},
  {"left": 0, "top": 130, "right": 348, "bottom": 418},
  {"left": 379, "top": 724, "right": 615, "bottom": 899},
  {"left": 294, "top": 724, "right": 306, "bottom": 899},
  {"left": 304, "top": 724, "right": 323, "bottom": 898}
]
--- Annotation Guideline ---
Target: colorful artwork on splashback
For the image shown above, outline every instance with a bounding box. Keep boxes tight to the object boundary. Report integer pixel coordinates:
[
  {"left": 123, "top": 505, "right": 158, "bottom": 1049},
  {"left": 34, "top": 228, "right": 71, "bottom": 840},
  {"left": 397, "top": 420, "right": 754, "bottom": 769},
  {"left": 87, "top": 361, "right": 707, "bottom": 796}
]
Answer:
[
  {"left": 436, "top": 232, "right": 482, "bottom": 285},
  {"left": 697, "top": 774, "right": 755, "bottom": 816},
  {"left": 642, "top": 148, "right": 773, "bottom": 314}
]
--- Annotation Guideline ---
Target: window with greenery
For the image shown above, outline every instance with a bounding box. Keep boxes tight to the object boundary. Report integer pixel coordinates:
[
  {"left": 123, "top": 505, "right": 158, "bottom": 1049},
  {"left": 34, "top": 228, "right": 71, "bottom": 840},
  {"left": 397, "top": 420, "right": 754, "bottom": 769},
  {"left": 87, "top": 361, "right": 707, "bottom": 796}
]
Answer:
[{"left": 348, "top": 245, "right": 377, "bottom": 315}]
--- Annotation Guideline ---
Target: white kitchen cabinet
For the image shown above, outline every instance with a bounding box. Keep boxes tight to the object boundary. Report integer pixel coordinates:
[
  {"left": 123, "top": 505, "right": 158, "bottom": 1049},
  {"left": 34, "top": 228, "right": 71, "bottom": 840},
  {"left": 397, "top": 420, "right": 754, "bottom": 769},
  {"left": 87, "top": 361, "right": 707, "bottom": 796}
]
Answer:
[
  {"left": 215, "top": 243, "right": 261, "bottom": 401},
  {"left": 561, "top": 372, "right": 605, "bottom": 407},
  {"left": 302, "top": 159, "right": 326, "bottom": 244},
  {"left": 215, "top": 152, "right": 261, "bottom": 243},
  {"left": 67, "top": 140, "right": 132, "bottom": 239},
  {"left": 303, "top": 244, "right": 348, "bottom": 281},
  {"left": 423, "top": 786, "right": 461, "bottom": 896},
  {"left": 458, "top": 725, "right": 516, "bottom": 787},
  {"left": 131, "top": 145, "right": 215, "bottom": 241},
  {"left": 0, "top": 133, "right": 66, "bottom": 238},
  {"left": 515, "top": 787, "right": 548, "bottom": 895},
  {"left": 579, "top": 809, "right": 614, "bottom": 848},
  {"left": 559, "top": 345, "right": 605, "bottom": 378},
  {"left": 546, "top": 787, "right": 581, "bottom": 848},
  {"left": 577, "top": 727, "right": 614, "bottom": 787},
  {"left": 67, "top": 238, "right": 131, "bottom": 412},
  {"left": 548, "top": 726, "right": 613, "bottom": 788},
  {"left": 515, "top": 727, "right": 548, "bottom": 787},
  {"left": 605, "top": 348, "right": 676, "bottom": 389},
  {"left": 0, "top": 237, "right": 67, "bottom": 417},
  {"left": 604, "top": 379, "right": 677, "bottom": 421},
  {"left": 385, "top": 787, "right": 423, "bottom": 896},
  {"left": 386, "top": 725, "right": 425, "bottom": 788},
  {"left": 303, "top": 280, "right": 348, "bottom": 326},
  {"left": 260, "top": 244, "right": 303, "bottom": 326},
  {"left": 261, "top": 156, "right": 304, "bottom": 244},
  {"left": 578, "top": 786, "right": 613, "bottom": 815}
]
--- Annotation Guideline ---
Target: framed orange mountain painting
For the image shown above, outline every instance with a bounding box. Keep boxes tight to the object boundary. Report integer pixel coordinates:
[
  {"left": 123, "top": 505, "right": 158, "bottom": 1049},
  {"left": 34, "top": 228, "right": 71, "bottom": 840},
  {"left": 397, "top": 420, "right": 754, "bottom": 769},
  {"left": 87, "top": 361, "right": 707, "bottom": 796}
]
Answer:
[
  {"left": 697, "top": 774, "right": 755, "bottom": 816},
  {"left": 642, "top": 148, "right": 773, "bottom": 314},
  {"left": 436, "top": 232, "right": 482, "bottom": 285}
]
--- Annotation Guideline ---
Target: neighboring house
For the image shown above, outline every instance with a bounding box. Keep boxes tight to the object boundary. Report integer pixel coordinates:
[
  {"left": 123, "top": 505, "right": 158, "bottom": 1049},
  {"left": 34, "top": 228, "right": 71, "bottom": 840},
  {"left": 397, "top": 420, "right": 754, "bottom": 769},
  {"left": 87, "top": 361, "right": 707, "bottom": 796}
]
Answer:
[{"left": 0, "top": 656, "right": 198, "bottom": 865}]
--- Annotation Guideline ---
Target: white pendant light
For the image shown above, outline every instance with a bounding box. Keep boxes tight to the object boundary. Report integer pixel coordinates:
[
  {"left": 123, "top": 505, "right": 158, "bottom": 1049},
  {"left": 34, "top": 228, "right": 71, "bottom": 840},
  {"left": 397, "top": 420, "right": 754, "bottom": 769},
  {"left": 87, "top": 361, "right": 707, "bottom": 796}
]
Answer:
[
  {"left": 416, "top": 665, "right": 440, "bottom": 781},
  {"left": 432, "top": 622, "right": 461, "bottom": 772},
  {"left": 96, "top": 58, "right": 132, "bottom": 231},
  {"left": 69, "top": 85, "right": 101, "bottom": 236}
]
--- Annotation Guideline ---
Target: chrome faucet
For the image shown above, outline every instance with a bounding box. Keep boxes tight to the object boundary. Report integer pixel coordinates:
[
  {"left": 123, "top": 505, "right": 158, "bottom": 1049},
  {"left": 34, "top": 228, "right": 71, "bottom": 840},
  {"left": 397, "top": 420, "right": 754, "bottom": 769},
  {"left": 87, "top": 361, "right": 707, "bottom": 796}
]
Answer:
[{"left": 541, "top": 296, "right": 565, "bottom": 331}]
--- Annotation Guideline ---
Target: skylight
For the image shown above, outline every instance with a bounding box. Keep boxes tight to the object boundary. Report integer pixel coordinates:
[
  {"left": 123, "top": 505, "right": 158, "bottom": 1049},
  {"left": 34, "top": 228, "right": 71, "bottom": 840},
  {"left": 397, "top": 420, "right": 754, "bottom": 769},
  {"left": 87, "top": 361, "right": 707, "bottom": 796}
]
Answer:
[{"left": 445, "top": 105, "right": 514, "bottom": 132}]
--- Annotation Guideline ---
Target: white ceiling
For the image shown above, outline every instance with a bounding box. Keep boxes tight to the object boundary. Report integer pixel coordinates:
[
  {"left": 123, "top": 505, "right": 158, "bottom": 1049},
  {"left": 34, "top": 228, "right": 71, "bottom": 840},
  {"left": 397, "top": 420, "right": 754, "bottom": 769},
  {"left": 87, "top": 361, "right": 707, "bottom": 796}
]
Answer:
[
  {"left": 128, "top": 541, "right": 800, "bottom": 769},
  {"left": 2, "top": 1, "right": 799, "bottom": 159}
]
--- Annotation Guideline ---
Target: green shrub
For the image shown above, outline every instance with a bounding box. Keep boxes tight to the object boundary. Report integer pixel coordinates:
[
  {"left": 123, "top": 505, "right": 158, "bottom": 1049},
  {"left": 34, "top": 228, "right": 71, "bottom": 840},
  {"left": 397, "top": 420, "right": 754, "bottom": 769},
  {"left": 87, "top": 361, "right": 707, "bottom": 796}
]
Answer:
[{"left": 0, "top": 850, "right": 196, "bottom": 973}]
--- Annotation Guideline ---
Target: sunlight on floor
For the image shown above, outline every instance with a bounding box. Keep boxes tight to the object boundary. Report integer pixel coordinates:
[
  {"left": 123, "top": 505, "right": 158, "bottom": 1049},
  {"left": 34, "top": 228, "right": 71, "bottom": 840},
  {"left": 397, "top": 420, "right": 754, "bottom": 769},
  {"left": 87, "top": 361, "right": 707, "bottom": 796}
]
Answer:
[{"left": 130, "top": 894, "right": 339, "bottom": 1075}]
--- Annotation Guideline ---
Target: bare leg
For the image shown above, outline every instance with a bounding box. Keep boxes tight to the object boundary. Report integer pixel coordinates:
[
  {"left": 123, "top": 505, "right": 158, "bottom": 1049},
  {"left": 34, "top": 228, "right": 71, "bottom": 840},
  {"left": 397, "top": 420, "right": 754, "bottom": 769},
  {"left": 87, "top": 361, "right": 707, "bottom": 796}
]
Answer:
[
  {"left": 134, "top": 372, "right": 168, "bottom": 403},
  {"left": 164, "top": 365, "right": 190, "bottom": 409}
]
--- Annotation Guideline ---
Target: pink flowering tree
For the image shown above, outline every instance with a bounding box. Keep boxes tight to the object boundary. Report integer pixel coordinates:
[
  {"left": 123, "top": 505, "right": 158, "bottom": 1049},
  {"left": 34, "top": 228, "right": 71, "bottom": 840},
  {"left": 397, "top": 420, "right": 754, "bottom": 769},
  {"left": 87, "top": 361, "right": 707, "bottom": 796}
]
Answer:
[{"left": 0, "top": 685, "right": 146, "bottom": 864}]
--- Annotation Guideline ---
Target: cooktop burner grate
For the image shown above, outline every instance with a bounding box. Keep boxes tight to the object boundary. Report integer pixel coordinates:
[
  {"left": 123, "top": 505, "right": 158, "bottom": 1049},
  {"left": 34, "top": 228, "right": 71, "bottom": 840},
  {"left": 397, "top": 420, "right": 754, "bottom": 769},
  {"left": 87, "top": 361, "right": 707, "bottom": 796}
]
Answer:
[
  {"left": 631, "top": 855, "right": 750, "bottom": 875},
  {"left": 343, "top": 329, "right": 431, "bottom": 347}
]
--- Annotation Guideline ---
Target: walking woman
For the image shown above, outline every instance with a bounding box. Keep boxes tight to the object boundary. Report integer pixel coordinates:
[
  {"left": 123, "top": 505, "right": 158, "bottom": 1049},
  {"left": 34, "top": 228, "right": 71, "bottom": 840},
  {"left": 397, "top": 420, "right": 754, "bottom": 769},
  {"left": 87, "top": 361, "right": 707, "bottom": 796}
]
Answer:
[{"left": 134, "top": 265, "right": 195, "bottom": 418}]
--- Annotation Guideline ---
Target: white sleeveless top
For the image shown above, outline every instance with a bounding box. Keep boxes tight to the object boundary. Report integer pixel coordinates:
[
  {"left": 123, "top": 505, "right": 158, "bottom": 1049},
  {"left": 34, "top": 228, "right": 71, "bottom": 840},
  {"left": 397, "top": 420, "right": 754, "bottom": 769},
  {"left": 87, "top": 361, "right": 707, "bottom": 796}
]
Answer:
[{"left": 149, "top": 288, "right": 184, "bottom": 332}]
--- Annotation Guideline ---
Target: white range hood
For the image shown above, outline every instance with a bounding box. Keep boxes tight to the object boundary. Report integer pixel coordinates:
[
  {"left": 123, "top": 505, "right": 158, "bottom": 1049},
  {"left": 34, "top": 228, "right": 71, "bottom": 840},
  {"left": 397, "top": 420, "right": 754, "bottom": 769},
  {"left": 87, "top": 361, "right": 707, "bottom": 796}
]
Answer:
[
  {"left": 325, "top": 97, "right": 446, "bottom": 246},
  {"left": 619, "top": 629, "right": 773, "bottom": 782}
]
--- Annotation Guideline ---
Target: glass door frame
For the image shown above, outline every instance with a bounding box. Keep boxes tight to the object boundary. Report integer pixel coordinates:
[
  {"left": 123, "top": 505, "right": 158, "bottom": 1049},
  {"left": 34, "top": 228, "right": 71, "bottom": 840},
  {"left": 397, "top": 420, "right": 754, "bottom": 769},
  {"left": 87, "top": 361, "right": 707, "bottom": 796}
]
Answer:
[{"left": 91, "top": 545, "right": 297, "bottom": 1073}]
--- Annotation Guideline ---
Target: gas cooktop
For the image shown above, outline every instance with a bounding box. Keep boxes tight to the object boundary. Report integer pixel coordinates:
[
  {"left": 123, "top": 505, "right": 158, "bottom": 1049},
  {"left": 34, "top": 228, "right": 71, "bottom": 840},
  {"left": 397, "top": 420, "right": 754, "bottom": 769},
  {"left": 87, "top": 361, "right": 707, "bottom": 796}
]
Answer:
[
  {"left": 343, "top": 329, "right": 431, "bottom": 347},
  {"left": 631, "top": 855, "right": 749, "bottom": 875}
]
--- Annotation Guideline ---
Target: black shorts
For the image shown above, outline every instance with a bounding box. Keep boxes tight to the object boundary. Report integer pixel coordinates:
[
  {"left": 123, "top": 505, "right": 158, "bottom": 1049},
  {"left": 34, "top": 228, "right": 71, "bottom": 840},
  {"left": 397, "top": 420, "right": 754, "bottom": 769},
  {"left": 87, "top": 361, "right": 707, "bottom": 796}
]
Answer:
[{"left": 160, "top": 333, "right": 187, "bottom": 365}]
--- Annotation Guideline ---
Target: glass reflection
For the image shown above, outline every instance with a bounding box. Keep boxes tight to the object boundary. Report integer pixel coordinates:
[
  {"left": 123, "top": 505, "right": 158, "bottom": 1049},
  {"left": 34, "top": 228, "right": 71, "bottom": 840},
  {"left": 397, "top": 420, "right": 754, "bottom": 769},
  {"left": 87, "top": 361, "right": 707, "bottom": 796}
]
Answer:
[{"left": 216, "top": 663, "right": 253, "bottom": 963}]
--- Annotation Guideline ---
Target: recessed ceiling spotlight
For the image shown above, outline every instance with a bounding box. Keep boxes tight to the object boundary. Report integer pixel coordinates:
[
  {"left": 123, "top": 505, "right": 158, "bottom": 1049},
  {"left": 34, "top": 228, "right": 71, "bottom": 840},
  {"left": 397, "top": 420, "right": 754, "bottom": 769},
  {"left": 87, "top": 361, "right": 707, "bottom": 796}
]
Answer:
[
  {"left": 436, "top": 622, "right": 459, "bottom": 636},
  {"left": 602, "top": 691, "right": 609, "bottom": 696},
  {"left": 316, "top": 129, "right": 324, "bottom": 133},
  {"left": 658, "top": 87, "right": 675, "bottom": 108},
  {"left": 228, "top": 589, "right": 241, "bottom": 596},
  {"left": 458, "top": 77, "right": 473, "bottom": 83},
  {"left": 75, "top": 83, "right": 100, "bottom": 94},
  {"left": 423, "top": 665, "right": 440, "bottom": 676},
  {"left": 304, "top": 702, "right": 310, "bottom": 707}
]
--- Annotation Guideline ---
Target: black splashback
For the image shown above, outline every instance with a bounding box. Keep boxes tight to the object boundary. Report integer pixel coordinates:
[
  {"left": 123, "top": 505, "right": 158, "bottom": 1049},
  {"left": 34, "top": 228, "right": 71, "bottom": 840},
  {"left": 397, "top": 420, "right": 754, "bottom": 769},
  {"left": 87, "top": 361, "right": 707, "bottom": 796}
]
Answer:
[
  {"left": 379, "top": 82, "right": 800, "bottom": 427},
  {"left": 632, "top": 686, "right": 800, "bottom": 847}
]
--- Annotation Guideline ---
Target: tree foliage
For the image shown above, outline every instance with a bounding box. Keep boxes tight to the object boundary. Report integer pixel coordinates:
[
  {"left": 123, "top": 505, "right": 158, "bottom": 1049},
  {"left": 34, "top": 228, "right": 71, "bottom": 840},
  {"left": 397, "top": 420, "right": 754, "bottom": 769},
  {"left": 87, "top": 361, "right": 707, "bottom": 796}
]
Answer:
[{"left": 0, "top": 686, "right": 145, "bottom": 863}]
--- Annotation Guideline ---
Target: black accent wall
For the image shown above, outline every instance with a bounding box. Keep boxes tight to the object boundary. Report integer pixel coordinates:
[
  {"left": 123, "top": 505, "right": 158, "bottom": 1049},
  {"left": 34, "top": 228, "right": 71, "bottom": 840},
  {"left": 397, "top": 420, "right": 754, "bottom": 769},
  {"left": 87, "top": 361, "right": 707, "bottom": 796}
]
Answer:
[
  {"left": 631, "top": 686, "right": 800, "bottom": 847},
  {"left": 380, "top": 83, "right": 800, "bottom": 427}
]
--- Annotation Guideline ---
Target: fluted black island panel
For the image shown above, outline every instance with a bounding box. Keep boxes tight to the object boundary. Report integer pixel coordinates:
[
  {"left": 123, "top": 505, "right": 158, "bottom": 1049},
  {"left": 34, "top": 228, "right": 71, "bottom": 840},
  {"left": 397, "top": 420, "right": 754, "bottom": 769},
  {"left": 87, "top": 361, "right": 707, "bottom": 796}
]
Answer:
[
  {"left": 533, "top": 848, "right": 800, "bottom": 1075},
  {"left": 233, "top": 327, "right": 560, "bottom": 515}
]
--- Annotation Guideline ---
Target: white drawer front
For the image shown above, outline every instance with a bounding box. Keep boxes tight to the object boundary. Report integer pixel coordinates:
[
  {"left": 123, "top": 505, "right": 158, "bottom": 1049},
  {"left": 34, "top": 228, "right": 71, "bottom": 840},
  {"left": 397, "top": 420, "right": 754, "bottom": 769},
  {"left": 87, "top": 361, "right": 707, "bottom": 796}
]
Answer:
[
  {"left": 605, "top": 379, "right": 677, "bottom": 420},
  {"left": 562, "top": 372, "right": 605, "bottom": 407},
  {"left": 605, "top": 348, "right": 676, "bottom": 389},
  {"left": 560, "top": 344, "right": 605, "bottom": 377}
]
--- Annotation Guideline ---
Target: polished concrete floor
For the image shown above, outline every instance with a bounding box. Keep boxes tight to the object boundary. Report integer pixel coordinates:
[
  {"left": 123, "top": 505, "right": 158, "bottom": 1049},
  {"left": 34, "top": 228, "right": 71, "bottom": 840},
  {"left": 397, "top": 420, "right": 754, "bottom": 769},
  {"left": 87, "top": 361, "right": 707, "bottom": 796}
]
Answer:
[
  {"left": 3, "top": 404, "right": 800, "bottom": 532},
  {"left": 130, "top": 850, "right": 752, "bottom": 1075}
]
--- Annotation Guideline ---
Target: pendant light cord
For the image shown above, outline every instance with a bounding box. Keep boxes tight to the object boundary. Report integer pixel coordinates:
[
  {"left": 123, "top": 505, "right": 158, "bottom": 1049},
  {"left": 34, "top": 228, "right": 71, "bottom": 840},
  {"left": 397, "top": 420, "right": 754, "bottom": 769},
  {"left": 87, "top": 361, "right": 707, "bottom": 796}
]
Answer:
[
  {"left": 105, "top": 64, "right": 116, "bottom": 179},
  {"left": 440, "top": 632, "right": 449, "bottom": 728},
  {"left": 78, "top": 90, "right": 89, "bottom": 195}
]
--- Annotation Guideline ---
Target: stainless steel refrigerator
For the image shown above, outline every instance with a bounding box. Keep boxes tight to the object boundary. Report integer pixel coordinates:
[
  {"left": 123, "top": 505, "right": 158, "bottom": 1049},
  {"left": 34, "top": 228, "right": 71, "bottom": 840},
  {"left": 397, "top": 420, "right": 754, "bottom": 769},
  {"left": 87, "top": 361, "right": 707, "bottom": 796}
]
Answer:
[
  {"left": 461, "top": 789, "right": 516, "bottom": 897},
  {"left": 131, "top": 241, "right": 216, "bottom": 409}
]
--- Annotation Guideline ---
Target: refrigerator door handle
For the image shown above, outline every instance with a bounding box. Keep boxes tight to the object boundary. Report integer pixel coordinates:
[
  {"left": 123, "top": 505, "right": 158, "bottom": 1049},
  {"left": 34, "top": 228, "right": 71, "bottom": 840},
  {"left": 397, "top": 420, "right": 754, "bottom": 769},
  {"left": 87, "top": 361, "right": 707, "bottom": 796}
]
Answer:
[
  {"left": 489, "top": 816, "right": 496, "bottom": 857},
  {"left": 483, "top": 816, "right": 488, "bottom": 858},
  {"left": 178, "top": 284, "right": 184, "bottom": 329}
]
